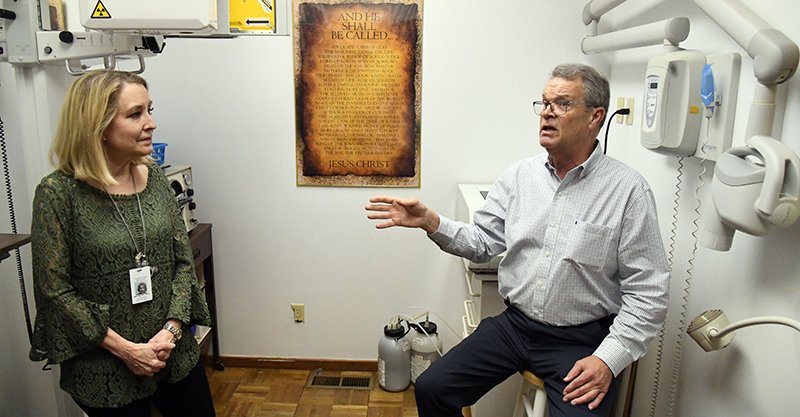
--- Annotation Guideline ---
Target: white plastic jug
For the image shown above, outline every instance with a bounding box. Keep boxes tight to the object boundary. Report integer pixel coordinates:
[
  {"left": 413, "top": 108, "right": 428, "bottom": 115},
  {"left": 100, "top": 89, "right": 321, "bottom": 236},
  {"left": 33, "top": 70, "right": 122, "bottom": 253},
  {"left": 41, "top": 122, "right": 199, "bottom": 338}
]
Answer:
[
  {"left": 378, "top": 321, "right": 411, "bottom": 392},
  {"left": 410, "top": 320, "right": 442, "bottom": 384}
]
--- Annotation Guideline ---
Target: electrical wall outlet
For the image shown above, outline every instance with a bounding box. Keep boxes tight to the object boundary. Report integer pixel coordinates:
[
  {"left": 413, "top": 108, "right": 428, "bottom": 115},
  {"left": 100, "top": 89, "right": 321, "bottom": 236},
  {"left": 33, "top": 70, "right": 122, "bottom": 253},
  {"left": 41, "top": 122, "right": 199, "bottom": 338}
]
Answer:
[
  {"left": 290, "top": 303, "right": 305, "bottom": 323},
  {"left": 616, "top": 97, "right": 625, "bottom": 124},
  {"left": 625, "top": 97, "right": 635, "bottom": 125}
]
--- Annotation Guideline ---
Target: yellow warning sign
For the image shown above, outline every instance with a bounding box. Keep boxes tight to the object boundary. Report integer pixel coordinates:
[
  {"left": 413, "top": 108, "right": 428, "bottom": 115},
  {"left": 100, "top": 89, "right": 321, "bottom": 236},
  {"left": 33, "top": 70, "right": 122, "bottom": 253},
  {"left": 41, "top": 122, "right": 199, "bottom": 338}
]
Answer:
[
  {"left": 91, "top": 0, "right": 111, "bottom": 19},
  {"left": 230, "top": 0, "right": 275, "bottom": 33}
]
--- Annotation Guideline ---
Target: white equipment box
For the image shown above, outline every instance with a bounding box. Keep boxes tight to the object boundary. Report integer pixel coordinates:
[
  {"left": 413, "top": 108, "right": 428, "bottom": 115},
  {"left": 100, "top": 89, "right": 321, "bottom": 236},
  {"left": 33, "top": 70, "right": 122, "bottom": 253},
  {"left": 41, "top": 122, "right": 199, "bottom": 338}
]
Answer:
[{"left": 80, "top": 0, "right": 218, "bottom": 33}]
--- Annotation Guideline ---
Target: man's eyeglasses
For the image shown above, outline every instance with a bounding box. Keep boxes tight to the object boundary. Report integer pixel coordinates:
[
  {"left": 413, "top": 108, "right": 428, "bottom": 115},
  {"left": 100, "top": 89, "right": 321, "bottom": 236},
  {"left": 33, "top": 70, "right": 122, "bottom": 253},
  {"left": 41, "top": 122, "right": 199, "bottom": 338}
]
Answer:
[{"left": 532, "top": 99, "right": 583, "bottom": 116}]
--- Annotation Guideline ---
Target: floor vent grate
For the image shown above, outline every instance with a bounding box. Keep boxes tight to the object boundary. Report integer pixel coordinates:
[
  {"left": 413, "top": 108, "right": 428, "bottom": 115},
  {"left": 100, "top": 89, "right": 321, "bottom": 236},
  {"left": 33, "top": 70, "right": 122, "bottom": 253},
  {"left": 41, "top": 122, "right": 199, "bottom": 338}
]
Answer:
[{"left": 306, "top": 375, "right": 373, "bottom": 390}]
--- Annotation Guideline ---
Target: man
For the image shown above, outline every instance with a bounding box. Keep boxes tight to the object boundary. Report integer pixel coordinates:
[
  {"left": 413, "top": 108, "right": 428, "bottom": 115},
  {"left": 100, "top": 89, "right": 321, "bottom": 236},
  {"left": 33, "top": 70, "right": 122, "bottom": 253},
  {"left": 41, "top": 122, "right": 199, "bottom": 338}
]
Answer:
[{"left": 365, "top": 63, "right": 670, "bottom": 417}]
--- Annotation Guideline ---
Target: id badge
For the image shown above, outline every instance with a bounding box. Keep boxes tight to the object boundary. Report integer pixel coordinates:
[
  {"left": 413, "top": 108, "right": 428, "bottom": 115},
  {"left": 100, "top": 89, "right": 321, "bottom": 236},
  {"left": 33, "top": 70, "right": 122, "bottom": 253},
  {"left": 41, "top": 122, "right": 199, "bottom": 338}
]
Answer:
[{"left": 130, "top": 266, "right": 153, "bottom": 304}]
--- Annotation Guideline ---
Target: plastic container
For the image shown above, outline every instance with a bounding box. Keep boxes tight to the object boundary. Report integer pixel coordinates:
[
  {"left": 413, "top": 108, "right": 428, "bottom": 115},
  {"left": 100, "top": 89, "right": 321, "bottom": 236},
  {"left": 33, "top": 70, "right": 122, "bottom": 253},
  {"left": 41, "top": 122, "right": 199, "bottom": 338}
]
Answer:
[
  {"left": 151, "top": 143, "right": 168, "bottom": 165},
  {"left": 410, "top": 320, "right": 442, "bottom": 384},
  {"left": 378, "top": 321, "right": 411, "bottom": 392}
]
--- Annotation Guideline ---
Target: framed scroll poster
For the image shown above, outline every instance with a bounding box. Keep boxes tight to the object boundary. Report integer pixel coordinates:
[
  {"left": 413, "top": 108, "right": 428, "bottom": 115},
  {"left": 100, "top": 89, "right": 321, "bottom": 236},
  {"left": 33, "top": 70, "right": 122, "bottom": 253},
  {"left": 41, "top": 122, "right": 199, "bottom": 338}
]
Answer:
[{"left": 293, "top": 0, "right": 423, "bottom": 187}]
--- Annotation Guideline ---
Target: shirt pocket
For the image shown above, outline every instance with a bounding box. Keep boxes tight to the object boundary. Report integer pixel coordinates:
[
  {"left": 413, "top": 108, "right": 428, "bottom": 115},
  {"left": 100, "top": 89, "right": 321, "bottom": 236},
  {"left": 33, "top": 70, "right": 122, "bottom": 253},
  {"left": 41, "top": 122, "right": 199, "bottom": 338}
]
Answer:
[{"left": 564, "top": 220, "right": 613, "bottom": 268}]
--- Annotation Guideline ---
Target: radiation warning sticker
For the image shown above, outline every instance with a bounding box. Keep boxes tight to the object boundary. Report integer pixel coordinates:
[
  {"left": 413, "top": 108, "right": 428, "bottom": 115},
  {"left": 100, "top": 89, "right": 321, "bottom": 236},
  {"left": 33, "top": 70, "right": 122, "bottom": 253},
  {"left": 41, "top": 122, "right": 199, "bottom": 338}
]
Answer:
[{"left": 91, "top": 0, "right": 111, "bottom": 19}]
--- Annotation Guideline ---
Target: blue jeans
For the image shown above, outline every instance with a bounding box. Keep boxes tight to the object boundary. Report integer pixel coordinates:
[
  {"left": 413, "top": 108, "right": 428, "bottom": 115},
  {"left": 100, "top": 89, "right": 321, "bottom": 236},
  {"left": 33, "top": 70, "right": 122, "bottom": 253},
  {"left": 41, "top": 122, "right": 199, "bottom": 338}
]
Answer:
[{"left": 414, "top": 304, "right": 621, "bottom": 417}]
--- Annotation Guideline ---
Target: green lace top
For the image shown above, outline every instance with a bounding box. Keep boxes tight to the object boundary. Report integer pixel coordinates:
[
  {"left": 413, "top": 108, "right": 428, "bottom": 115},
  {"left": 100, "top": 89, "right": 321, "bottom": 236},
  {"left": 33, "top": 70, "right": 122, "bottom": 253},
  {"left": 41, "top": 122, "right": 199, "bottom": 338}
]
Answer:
[{"left": 30, "top": 164, "right": 211, "bottom": 408}]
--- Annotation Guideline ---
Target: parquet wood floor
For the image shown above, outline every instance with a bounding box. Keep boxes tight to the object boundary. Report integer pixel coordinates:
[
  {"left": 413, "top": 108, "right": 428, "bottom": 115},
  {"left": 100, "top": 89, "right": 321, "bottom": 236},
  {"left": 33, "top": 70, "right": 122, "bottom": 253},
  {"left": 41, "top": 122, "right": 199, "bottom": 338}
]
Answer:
[{"left": 206, "top": 366, "right": 419, "bottom": 417}]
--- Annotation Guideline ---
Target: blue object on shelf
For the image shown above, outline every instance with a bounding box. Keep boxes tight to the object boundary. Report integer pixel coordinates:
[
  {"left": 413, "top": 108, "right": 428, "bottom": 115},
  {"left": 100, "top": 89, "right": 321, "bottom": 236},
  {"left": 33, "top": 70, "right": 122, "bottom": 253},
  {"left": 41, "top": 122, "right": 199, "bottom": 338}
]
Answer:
[{"left": 151, "top": 143, "right": 167, "bottom": 165}]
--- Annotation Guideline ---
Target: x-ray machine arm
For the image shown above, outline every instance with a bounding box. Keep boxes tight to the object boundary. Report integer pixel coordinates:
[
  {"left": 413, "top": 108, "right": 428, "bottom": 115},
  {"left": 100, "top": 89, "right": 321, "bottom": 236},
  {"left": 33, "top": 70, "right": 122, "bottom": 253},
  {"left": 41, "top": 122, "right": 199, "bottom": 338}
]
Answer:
[{"left": 693, "top": 0, "right": 799, "bottom": 140}]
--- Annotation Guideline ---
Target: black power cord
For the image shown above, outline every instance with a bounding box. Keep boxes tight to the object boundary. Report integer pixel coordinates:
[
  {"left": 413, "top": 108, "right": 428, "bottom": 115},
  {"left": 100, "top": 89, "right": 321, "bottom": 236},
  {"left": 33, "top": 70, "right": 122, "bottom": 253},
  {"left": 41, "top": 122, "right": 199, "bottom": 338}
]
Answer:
[
  {"left": 603, "top": 108, "right": 631, "bottom": 155},
  {"left": 0, "top": 9, "right": 16, "bottom": 20}
]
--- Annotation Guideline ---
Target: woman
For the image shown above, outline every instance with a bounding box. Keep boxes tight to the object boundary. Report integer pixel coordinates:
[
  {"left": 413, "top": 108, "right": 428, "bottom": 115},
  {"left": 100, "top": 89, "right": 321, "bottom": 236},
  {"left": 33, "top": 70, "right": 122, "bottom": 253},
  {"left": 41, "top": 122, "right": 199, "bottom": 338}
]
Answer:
[{"left": 30, "top": 70, "right": 215, "bottom": 417}]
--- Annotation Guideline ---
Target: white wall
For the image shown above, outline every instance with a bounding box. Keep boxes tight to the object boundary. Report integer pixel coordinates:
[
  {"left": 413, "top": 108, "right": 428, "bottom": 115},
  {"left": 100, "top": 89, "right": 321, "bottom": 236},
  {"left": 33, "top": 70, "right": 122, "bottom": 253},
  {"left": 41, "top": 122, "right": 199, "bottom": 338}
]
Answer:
[
  {"left": 1, "top": 1, "right": 798, "bottom": 416},
  {"left": 140, "top": 0, "right": 589, "bottom": 360}
]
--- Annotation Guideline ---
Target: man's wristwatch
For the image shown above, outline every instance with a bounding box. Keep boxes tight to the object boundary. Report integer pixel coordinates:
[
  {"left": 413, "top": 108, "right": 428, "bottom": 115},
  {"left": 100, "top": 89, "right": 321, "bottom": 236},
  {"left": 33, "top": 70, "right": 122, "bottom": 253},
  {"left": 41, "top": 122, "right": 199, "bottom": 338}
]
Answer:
[{"left": 163, "top": 322, "right": 183, "bottom": 341}]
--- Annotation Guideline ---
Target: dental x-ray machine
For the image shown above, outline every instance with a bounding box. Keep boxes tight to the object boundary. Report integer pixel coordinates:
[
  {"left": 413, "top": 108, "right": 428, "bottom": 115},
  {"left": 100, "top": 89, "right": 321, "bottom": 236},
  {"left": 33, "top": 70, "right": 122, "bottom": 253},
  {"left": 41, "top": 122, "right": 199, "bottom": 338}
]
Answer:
[
  {"left": 1, "top": 0, "right": 224, "bottom": 74},
  {"left": 693, "top": 0, "right": 800, "bottom": 251}
]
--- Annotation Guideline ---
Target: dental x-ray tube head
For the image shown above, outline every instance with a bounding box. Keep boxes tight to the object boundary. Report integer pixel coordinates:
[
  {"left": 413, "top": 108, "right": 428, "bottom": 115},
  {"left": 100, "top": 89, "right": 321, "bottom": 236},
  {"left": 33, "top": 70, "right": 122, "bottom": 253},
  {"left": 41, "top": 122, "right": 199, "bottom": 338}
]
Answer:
[
  {"left": 641, "top": 49, "right": 705, "bottom": 156},
  {"left": 699, "top": 135, "right": 800, "bottom": 250}
]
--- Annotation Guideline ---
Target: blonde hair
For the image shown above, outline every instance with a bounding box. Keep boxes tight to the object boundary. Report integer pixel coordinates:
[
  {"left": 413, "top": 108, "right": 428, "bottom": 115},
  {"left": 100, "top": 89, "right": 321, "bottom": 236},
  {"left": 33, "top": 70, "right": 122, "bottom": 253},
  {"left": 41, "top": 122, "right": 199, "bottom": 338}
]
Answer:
[{"left": 50, "top": 70, "right": 153, "bottom": 186}]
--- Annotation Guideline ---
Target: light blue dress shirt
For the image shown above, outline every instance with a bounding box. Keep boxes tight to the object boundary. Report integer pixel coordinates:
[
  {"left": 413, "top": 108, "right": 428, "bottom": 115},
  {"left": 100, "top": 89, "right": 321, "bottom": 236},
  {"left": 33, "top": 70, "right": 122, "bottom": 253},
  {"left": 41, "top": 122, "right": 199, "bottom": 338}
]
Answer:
[{"left": 430, "top": 143, "right": 670, "bottom": 376}]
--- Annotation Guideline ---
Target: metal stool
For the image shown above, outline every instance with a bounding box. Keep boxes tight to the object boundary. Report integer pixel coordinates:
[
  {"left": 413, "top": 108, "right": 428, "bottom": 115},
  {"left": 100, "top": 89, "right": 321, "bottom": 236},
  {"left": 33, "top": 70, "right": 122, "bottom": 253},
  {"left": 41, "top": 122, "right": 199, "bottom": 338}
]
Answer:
[{"left": 512, "top": 370, "right": 547, "bottom": 417}]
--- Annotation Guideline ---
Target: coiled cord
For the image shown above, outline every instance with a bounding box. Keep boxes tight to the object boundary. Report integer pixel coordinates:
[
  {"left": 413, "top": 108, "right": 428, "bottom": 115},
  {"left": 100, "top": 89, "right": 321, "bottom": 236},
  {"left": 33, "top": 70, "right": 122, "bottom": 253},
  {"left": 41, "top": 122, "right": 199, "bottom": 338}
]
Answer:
[
  {"left": 648, "top": 155, "right": 684, "bottom": 417},
  {"left": 665, "top": 143, "right": 709, "bottom": 417},
  {"left": 0, "top": 116, "right": 34, "bottom": 341}
]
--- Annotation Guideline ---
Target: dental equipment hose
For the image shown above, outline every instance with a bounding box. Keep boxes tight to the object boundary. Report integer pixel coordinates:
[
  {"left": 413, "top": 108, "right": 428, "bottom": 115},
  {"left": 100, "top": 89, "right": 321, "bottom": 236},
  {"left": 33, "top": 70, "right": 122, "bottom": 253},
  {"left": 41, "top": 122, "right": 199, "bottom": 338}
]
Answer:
[{"left": 0, "top": 116, "right": 33, "bottom": 342}]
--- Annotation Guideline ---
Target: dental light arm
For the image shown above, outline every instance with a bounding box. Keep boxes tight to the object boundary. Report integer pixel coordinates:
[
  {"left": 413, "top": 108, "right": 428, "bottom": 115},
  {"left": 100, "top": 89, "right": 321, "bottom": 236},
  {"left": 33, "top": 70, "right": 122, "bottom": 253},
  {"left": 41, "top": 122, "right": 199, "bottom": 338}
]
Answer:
[{"left": 688, "top": 309, "right": 800, "bottom": 352}]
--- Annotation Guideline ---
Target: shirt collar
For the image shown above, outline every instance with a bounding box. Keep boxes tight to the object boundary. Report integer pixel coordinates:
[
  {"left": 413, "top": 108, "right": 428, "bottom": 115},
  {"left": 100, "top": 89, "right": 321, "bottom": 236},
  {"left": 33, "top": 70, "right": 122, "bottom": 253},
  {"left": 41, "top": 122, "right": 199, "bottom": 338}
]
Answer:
[
  {"left": 544, "top": 140, "right": 603, "bottom": 179},
  {"left": 580, "top": 140, "right": 604, "bottom": 177}
]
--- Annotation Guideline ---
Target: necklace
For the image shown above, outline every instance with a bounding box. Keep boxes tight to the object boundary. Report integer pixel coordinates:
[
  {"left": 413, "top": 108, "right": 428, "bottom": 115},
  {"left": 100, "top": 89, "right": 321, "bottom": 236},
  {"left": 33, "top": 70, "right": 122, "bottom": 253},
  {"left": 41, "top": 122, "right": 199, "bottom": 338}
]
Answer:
[{"left": 105, "top": 164, "right": 148, "bottom": 267}]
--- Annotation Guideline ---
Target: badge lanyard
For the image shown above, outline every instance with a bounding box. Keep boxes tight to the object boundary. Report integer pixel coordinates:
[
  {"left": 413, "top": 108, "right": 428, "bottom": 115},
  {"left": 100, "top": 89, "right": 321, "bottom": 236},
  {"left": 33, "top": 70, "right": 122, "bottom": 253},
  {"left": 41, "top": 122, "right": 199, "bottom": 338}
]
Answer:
[
  {"left": 105, "top": 164, "right": 155, "bottom": 304},
  {"left": 105, "top": 164, "right": 148, "bottom": 267}
]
